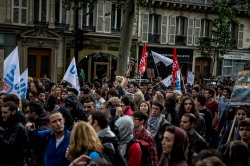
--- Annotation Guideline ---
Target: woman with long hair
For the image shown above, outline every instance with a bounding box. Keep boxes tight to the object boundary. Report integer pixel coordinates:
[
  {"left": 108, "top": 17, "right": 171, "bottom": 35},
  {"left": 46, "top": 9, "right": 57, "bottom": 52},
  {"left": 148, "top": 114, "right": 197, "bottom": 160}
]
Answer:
[
  {"left": 178, "top": 96, "right": 206, "bottom": 138},
  {"left": 67, "top": 121, "right": 103, "bottom": 165},
  {"left": 229, "top": 140, "right": 250, "bottom": 166},
  {"left": 139, "top": 101, "right": 151, "bottom": 117}
]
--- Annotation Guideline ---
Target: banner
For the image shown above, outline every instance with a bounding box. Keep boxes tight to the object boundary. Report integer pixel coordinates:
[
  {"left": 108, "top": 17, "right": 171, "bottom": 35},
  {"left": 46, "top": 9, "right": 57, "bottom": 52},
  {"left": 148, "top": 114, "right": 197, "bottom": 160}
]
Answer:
[
  {"left": 230, "top": 70, "right": 250, "bottom": 106},
  {"left": 63, "top": 57, "right": 80, "bottom": 91},
  {"left": 138, "top": 43, "right": 147, "bottom": 73},
  {"left": 3, "top": 47, "right": 20, "bottom": 96},
  {"left": 14, "top": 69, "right": 28, "bottom": 99},
  {"left": 187, "top": 71, "right": 195, "bottom": 84},
  {"left": 152, "top": 51, "right": 173, "bottom": 67},
  {"left": 172, "top": 48, "right": 180, "bottom": 84}
]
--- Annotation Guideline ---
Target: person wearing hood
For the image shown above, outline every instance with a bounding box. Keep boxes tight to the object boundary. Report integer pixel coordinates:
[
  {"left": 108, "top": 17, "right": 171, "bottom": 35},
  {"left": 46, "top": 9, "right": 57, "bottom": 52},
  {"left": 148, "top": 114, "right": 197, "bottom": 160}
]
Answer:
[
  {"left": 27, "top": 100, "right": 50, "bottom": 166},
  {"left": 64, "top": 94, "right": 87, "bottom": 122},
  {"left": 0, "top": 101, "right": 27, "bottom": 166},
  {"left": 115, "top": 115, "right": 141, "bottom": 166},
  {"left": 88, "top": 111, "right": 119, "bottom": 165},
  {"left": 159, "top": 126, "right": 189, "bottom": 166}
]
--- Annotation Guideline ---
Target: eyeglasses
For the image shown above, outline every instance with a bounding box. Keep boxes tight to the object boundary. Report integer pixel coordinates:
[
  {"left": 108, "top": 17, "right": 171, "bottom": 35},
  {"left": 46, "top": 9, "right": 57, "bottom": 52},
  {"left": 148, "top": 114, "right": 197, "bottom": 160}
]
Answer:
[
  {"left": 238, "top": 128, "right": 250, "bottom": 132},
  {"left": 132, "top": 117, "right": 140, "bottom": 121}
]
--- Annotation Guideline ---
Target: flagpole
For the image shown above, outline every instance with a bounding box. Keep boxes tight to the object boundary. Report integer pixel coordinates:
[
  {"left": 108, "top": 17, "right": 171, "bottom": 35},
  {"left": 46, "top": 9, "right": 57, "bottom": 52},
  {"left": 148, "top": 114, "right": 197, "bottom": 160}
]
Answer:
[{"left": 155, "top": 63, "right": 160, "bottom": 78}]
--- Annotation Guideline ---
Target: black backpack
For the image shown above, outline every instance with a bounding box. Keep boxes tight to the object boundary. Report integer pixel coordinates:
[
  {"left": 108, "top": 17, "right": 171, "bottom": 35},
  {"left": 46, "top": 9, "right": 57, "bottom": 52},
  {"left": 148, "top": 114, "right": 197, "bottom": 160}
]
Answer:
[
  {"left": 126, "top": 138, "right": 149, "bottom": 166},
  {"left": 100, "top": 137, "right": 127, "bottom": 166}
]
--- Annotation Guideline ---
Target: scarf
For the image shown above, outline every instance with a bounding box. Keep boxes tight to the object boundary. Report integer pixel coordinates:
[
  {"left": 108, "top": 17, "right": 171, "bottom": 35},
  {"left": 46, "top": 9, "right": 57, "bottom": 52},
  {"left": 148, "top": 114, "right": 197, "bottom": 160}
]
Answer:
[{"left": 147, "top": 114, "right": 165, "bottom": 137}]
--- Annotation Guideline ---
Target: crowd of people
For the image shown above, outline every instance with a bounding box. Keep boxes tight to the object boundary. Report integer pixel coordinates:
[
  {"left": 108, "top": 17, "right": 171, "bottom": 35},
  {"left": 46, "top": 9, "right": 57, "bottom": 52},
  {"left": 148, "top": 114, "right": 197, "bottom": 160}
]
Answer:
[{"left": 0, "top": 65, "right": 250, "bottom": 166}]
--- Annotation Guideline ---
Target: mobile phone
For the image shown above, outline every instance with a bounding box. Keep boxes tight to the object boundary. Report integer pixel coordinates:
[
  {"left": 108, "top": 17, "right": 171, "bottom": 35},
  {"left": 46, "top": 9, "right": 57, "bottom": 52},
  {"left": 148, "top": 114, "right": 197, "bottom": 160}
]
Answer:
[{"left": 109, "top": 108, "right": 116, "bottom": 116}]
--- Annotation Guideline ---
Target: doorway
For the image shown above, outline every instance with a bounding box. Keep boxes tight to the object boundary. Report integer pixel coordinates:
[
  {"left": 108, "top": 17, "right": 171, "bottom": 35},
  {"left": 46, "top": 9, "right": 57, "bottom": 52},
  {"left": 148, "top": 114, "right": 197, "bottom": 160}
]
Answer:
[
  {"left": 94, "top": 62, "right": 110, "bottom": 80},
  {"left": 195, "top": 57, "right": 210, "bottom": 78},
  {"left": 28, "top": 48, "right": 51, "bottom": 80}
]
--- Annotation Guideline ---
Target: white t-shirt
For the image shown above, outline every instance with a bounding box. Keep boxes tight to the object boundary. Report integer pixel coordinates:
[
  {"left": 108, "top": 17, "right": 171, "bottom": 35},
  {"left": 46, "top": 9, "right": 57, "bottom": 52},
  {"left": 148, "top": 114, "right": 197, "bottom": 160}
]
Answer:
[{"left": 56, "top": 136, "right": 64, "bottom": 148}]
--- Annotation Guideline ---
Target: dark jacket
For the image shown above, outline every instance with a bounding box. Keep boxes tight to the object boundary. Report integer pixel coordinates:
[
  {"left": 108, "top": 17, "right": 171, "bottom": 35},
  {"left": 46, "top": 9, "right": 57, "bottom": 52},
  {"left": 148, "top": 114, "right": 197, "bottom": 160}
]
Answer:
[
  {"left": 199, "top": 108, "right": 213, "bottom": 142},
  {"left": 30, "top": 111, "right": 50, "bottom": 166},
  {"left": 189, "top": 131, "right": 206, "bottom": 153},
  {"left": 57, "top": 107, "right": 74, "bottom": 130},
  {"left": 0, "top": 114, "right": 27, "bottom": 166},
  {"left": 64, "top": 94, "right": 87, "bottom": 122}
]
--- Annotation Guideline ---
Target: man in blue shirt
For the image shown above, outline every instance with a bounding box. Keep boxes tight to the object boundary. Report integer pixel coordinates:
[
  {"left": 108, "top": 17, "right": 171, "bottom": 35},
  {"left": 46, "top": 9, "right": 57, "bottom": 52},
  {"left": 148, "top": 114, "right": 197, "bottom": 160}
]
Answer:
[{"left": 26, "top": 110, "right": 70, "bottom": 166}]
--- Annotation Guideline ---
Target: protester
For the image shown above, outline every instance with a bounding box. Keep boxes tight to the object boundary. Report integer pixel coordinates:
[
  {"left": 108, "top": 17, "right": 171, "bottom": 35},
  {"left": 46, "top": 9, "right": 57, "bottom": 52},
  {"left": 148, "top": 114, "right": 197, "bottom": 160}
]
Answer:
[
  {"left": 26, "top": 110, "right": 70, "bottom": 166},
  {"left": 0, "top": 101, "right": 27, "bottom": 166},
  {"left": 158, "top": 126, "right": 189, "bottom": 166},
  {"left": 139, "top": 100, "right": 151, "bottom": 117}
]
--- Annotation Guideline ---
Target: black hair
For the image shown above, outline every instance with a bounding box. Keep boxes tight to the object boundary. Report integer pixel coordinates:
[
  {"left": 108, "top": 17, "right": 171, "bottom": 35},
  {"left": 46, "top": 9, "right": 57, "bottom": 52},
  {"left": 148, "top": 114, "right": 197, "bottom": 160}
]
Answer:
[
  {"left": 182, "top": 113, "right": 197, "bottom": 125},
  {"left": 90, "top": 111, "right": 109, "bottom": 129},
  {"left": 2, "top": 101, "right": 18, "bottom": 112},
  {"left": 132, "top": 111, "right": 148, "bottom": 124},
  {"left": 3, "top": 94, "right": 20, "bottom": 106},
  {"left": 196, "top": 95, "right": 207, "bottom": 106},
  {"left": 151, "top": 100, "right": 164, "bottom": 112},
  {"left": 28, "top": 100, "right": 44, "bottom": 116},
  {"left": 48, "top": 110, "right": 64, "bottom": 122},
  {"left": 121, "top": 96, "right": 130, "bottom": 106},
  {"left": 67, "top": 87, "right": 79, "bottom": 96}
]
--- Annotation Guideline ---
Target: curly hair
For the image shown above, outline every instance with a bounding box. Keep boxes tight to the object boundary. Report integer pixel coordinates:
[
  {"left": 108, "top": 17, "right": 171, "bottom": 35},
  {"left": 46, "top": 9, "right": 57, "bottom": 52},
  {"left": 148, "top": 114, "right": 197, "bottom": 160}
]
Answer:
[
  {"left": 69, "top": 121, "right": 103, "bottom": 159},
  {"left": 178, "top": 96, "right": 199, "bottom": 118}
]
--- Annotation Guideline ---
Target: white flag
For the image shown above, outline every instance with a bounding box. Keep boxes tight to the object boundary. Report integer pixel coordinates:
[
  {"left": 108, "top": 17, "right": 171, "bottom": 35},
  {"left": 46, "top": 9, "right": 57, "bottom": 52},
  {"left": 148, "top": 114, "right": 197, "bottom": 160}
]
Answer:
[
  {"left": 162, "top": 69, "right": 181, "bottom": 89},
  {"left": 63, "top": 57, "right": 80, "bottom": 91},
  {"left": 3, "top": 46, "right": 20, "bottom": 96},
  {"left": 17, "top": 69, "right": 28, "bottom": 99},
  {"left": 162, "top": 75, "right": 172, "bottom": 87},
  {"left": 151, "top": 51, "right": 173, "bottom": 67}
]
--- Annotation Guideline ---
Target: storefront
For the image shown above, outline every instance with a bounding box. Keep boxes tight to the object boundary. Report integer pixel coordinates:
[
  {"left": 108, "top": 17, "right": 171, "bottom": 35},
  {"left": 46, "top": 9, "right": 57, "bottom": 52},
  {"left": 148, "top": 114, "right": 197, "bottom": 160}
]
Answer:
[
  {"left": 222, "top": 52, "right": 250, "bottom": 79},
  {"left": 139, "top": 45, "right": 194, "bottom": 79}
]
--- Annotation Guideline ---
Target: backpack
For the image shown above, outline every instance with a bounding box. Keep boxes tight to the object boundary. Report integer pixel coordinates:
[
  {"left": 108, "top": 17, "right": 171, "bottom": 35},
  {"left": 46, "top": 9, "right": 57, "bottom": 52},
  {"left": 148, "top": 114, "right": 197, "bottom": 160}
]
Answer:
[
  {"left": 100, "top": 137, "right": 127, "bottom": 166},
  {"left": 126, "top": 138, "right": 149, "bottom": 166},
  {"left": 87, "top": 150, "right": 113, "bottom": 166}
]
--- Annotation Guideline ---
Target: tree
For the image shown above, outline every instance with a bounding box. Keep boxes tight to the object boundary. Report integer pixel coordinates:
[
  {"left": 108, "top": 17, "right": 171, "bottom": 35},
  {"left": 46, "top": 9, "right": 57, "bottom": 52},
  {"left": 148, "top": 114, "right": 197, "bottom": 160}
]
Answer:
[
  {"left": 198, "top": 0, "right": 249, "bottom": 78},
  {"left": 64, "top": 0, "right": 150, "bottom": 76}
]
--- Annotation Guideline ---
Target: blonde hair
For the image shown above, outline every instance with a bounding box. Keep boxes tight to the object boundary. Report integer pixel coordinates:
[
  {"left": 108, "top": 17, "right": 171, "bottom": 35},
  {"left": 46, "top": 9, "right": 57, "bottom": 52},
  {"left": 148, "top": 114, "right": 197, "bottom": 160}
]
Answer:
[
  {"left": 115, "top": 76, "right": 124, "bottom": 84},
  {"left": 69, "top": 121, "right": 103, "bottom": 159},
  {"left": 155, "top": 91, "right": 164, "bottom": 105}
]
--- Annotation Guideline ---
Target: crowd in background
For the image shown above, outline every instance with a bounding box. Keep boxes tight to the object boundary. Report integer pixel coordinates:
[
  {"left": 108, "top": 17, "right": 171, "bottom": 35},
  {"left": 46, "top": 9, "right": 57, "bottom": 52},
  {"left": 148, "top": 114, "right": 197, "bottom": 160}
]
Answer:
[{"left": 0, "top": 64, "right": 250, "bottom": 166}]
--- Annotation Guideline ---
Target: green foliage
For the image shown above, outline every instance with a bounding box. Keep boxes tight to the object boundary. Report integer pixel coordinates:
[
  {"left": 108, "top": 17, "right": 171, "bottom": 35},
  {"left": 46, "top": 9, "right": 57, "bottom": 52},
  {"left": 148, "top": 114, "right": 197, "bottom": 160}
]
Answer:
[{"left": 197, "top": 0, "right": 248, "bottom": 76}]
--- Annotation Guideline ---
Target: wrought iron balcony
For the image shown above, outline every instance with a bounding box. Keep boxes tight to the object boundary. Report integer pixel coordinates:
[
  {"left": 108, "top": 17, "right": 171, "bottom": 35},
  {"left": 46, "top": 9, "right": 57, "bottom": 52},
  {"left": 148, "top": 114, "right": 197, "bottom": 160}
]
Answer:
[
  {"left": 33, "top": 21, "right": 49, "bottom": 28},
  {"left": 160, "top": 0, "right": 212, "bottom": 5},
  {"left": 54, "top": 22, "right": 69, "bottom": 30},
  {"left": 111, "top": 28, "right": 121, "bottom": 33},
  {"left": 175, "top": 35, "right": 186, "bottom": 45},
  {"left": 148, "top": 33, "right": 160, "bottom": 43},
  {"left": 82, "top": 26, "right": 95, "bottom": 32}
]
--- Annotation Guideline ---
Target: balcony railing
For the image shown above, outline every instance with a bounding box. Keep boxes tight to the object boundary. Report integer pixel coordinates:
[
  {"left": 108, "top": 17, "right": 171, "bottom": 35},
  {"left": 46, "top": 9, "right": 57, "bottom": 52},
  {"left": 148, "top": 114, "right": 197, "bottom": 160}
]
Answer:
[
  {"left": 161, "top": 0, "right": 212, "bottom": 5},
  {"left": 55, "top": 23, "right": 69, "bottom": 30},
  {"left": 82, "top": 26, "right": 95, "bottom": 32},
  {"left": 175, "top": 35, "right": 186, "bottom": 45},
  {"left": 148, "top": 33, "right": 160, "bottom": 43},
  {"left": 33, "top": 21, "right": 49, "bottom": 28}
]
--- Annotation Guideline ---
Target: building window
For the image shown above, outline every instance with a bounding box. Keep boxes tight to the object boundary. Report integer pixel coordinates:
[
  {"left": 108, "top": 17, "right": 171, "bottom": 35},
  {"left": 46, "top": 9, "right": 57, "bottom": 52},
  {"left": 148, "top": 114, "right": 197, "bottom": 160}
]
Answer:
[
  {"left": 222, "top": 59, "right": 250, "bottom": 79},
  {"left": 148, "top": 14, "right": 160, "bottom": 43},
  {"left": 228, "top": 22, "right": 237, "bottom": 46},
  {"left": 12, "top": 0, "right": 28, "bottom": 25},
  {"left": 34, "top": 0, "right": 49, "bottom": 22},
  {"left": 82, "top": 5, "right": 94, "bottom": 31},
  {"left": 111, "top": 4, "right": 122, "bottom": 32},
  {"left": 0, "top": 34, "right": 16, "bottom": 58},
  {"left": 55, "top": 0, "right": 68, "bottom": 24},
  {"left": 201, "top": 19, "right": 210, "bottom": 37},
  {"left": 176, "top": 16, "right": 185, "bottom": 36},
  {"left": 175, "top": 16, "right": 186, "bottom": 45}
]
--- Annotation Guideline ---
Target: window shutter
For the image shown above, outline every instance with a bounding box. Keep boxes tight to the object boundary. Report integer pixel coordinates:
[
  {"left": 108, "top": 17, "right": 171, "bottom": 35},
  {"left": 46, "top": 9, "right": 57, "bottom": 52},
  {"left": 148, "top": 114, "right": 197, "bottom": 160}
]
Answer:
[
  {"left": 13, "top": 8, "right": 19, "bottom": 23},
  {"left": 169, "top": 16, "right": 176, "bottom": 45},
  {"left": 194, "top": 18, "right": 201, "bottom": 46},
  {"left": 104, "top": 1, "right": 112, "bottom": 33},
  {"left": 141, "top": 13, "right": 149, "bottom": 43},
  {"left": 160, "top": 15, "right": 168, "bottom": 44},
  {"left": 237, "top": 24, "right": 244, "bottom": 49},
  {"left": 96, "top": 1, "right": 104, "bottom": 32},
  {"left": 186, "top": 18, "right": 194, "bottom": 45}
]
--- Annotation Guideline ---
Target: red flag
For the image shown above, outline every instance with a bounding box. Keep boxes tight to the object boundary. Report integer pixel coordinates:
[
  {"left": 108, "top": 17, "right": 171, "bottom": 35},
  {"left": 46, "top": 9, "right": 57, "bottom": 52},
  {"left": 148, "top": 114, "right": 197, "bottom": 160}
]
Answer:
[
  {"left": 172, "top": 48, "right": 180, "bottom": 84},
  {"left": 138, "top": 43, "right": 147, "bottom": 73}
]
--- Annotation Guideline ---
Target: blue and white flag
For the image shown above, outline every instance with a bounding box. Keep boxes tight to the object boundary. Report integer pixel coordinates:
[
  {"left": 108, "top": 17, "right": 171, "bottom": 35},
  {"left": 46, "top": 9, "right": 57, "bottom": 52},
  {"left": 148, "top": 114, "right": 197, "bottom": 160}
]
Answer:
[
  {"left": 3, "top": 47, "right": 20, "bottom": 96},
  {"left": 63, "top": 57, "right": 80, "bottom": 91},
  {"left": 16, "top": 69, "right": 28, "bottom": 99},
  {"left": 151, "top": 51, "right": 173, "bottom": 67},
  {"left": 162, "top": 69, "right": 181, "bottom": 91}
]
